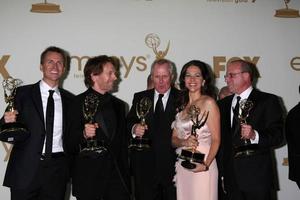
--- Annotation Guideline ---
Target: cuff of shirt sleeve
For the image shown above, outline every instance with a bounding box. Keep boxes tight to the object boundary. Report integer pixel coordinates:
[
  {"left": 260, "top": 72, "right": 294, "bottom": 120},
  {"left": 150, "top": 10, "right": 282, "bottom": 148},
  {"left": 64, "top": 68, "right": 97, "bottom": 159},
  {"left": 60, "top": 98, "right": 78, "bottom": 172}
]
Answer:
[
  {"left": 250, "top": 130, "right": 259, "bottom": 144},
  {"left": 131, "top": 124, "right": 137, "bottom": 138}
]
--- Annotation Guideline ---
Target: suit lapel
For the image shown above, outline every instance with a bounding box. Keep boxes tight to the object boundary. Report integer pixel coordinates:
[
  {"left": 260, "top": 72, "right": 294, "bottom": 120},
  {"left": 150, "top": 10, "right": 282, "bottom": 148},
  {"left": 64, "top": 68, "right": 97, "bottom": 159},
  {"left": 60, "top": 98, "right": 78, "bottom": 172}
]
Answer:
[
  {"left": 165, "top": 88, "right": 174, "bottom": 115},
  {"left": 107, "top": 97, "right": 116, "bottom": 140},
  {"left": 31, "top": 82, "right": 45, "bottom": 130},
  {"left": 148, "top": 90, "right": 155, "bottom": 127},
  {"left": 245, "top": 89, "right": 259, "bottom": 125},
  {"left": 59, "top": 88, "right": 67, "bottom": 137},
  {"left": 225, "top": 95, "right": 234, "bottom": 134}
]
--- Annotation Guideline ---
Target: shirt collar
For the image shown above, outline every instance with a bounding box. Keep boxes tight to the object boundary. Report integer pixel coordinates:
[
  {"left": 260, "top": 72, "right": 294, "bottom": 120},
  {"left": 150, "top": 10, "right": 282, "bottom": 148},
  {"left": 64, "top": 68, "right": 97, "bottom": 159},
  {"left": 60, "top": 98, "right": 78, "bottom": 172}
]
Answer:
[
  {"left": 40, "top": 80, "right": 59, "bottom": 95},
  {"left": 154, "top": 88, "right": 171, "bottom": 100},
  {"left": 234, "top": 86, "right": 253, "bottom": 101}
]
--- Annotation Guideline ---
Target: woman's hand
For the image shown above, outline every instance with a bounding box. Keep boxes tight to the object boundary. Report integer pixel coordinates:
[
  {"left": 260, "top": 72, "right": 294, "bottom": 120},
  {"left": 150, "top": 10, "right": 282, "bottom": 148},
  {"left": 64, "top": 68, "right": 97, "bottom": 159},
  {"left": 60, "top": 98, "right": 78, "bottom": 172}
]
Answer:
[
  {"left": 190, "top": 162, "right": 209, "bottom": 173},
  {"left": 182, "top": 135, "right": 198, "bottom": 149}
]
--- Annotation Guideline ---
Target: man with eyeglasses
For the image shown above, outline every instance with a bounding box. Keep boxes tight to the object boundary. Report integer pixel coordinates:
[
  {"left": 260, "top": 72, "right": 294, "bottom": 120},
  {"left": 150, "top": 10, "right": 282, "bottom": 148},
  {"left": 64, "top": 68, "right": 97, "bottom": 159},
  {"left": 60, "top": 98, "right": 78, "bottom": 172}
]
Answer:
[{"left": 217, "top": 59, "right": 284, "bottom": 200}]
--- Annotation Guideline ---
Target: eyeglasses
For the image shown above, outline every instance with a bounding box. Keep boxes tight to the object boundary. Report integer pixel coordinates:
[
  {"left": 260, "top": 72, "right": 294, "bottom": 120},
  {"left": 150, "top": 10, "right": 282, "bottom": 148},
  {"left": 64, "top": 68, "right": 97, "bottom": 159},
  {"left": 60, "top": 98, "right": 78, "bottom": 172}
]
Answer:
[{"left": 224, "top": 71, "right": 246, "bottom": 79}]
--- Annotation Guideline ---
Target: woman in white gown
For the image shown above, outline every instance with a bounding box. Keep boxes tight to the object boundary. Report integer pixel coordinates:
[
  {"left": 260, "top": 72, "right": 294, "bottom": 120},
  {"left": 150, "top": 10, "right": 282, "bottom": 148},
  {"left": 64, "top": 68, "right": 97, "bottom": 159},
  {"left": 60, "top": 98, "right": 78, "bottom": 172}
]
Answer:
[{"left": 172, "top": 60, "right": 220, "bottom": 200}]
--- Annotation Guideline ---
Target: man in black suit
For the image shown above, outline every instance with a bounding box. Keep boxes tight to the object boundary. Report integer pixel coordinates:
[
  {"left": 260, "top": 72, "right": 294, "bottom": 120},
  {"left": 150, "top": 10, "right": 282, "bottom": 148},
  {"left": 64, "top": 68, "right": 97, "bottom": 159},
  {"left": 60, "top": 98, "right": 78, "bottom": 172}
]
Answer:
[
  {"left": 64, "top": 55, "right": 131, "bottom": 200},
  {"left": 127, "top": 59, "right": 179, "bottom": 200},
  {"left": 0, "top": 46, "right": 75, "bottom": 200},
  {"left": 285, "top": 85, "right": 300, "bottom": 189},
  {"left": 217, "top": 59, "right": 283, "bottom": 200}
]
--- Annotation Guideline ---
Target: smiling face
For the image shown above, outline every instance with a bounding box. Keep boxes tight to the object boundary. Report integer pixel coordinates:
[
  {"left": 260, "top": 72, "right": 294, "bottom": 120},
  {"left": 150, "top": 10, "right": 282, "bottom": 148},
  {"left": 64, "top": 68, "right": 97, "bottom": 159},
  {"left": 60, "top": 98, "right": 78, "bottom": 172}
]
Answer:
[
  {"left": 184, "top": 65, "right": 204, "bottom": 94},
  {"left": 91, "top": 62, "right": 117, "bottom": 94},
  {"left": 40, "top": 51, "right": 65, "bottom": 87}
]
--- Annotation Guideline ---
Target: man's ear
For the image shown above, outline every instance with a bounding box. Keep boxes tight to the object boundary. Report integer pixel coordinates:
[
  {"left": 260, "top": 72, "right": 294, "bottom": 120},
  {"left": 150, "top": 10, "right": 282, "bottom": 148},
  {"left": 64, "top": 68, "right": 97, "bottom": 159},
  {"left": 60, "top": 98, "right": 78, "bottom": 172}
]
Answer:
[{"left": 90, "top": 74, "right": 96, "bottom": 84}]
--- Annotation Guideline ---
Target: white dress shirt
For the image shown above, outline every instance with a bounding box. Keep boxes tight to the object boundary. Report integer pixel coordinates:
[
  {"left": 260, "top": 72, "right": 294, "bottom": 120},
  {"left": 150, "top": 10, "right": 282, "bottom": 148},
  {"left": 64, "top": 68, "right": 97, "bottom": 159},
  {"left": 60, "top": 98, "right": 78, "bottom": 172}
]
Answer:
[
  {"left": 231, "top": 86, "right": 259, "bottom": 143},
  {"left": 132, "top": 88, "right": 171, "bottom": 137},
  {"left": 40, "top": 80, "right": 64, "bottom": 153},
  {"left": 153, "top": 88, "right": 171, "bottom": 111}
]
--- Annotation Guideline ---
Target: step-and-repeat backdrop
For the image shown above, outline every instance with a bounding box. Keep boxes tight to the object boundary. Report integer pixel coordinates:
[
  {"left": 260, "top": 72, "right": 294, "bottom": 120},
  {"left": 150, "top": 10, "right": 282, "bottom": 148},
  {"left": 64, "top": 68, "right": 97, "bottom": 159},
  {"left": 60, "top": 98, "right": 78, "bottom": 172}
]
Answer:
[{"left": 1, "top": 0, "right": 300, "bottom": 199}]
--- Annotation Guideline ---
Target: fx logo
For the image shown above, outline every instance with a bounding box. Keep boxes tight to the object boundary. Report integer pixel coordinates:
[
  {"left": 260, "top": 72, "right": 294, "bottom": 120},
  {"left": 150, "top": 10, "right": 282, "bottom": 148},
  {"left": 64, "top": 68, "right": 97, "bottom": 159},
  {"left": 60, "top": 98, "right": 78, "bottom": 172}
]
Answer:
[{"left": 213, "top": 56, "right": 260, "bottom": 78}]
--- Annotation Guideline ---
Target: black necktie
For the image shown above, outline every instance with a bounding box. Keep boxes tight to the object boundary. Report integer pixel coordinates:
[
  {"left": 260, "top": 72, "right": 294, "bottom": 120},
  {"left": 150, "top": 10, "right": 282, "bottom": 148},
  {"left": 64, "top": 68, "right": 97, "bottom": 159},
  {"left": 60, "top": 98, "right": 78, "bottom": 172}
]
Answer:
[
  {"left": 154, "top": 94, "right": 164, "bottom": 116},
  {"left": 232, "top": 96, "right": 241, "bottom": 135},
  {"left": 45, "top": 90, "right": 55, "bottom": 159}
]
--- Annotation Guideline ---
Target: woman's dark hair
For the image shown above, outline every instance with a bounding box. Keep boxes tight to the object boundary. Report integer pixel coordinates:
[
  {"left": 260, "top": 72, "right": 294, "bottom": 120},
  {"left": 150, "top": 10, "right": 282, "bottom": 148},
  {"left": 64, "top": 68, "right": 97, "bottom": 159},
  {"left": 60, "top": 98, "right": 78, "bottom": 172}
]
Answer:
[{"left": 176, "top": 60, "right": 217, "bottom": 111}]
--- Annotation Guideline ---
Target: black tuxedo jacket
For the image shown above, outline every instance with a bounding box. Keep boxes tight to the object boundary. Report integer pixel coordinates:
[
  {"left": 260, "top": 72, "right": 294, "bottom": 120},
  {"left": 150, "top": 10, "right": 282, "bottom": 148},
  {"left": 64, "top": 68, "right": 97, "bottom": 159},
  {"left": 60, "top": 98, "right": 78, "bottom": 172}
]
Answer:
[
  {"left": 127, "top": 87, "right": 179, "bottom": 186},
  {"left": 217, "top": 88, "right": 284, "bottom": 192},
  {"left": 285, "top": 102, "right": 300, "bottom": 184},
  {"left": 0, "top": 81, "right": 74, "bottom": 189},
  {"left": 64, "top": 88, "right": 130, "bottom": 198}
]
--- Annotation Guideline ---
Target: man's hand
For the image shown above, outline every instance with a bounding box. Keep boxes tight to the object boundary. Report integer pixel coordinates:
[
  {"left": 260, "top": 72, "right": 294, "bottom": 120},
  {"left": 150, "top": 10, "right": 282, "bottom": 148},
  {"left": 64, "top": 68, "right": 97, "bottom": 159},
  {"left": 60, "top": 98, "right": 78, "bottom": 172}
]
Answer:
[
  {"left": 133, "top": 123, "right": 148, "bottom": 137},
  {"left": 4, "top": 110, "right": 18, "bottom": 123},
  {"left": 83, "top": 123, "right": 99, "bottom": 139},
  {"left": 241, "top": 123, "right": 255, "bottom": 140}
]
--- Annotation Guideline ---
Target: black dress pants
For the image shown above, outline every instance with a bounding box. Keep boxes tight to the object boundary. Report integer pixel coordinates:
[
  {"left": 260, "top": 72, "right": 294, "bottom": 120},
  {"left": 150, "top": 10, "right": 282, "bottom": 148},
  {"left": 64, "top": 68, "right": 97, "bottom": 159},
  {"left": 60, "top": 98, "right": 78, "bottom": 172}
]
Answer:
[
  {"left": 11, "top": 156, "right": 69, "bottom": 200},
  {"left": 230, "top": 188, "right": 272, "bottom": 200},
  {"left": 76, "top": 174, "right": 130, "bottom": 200}
]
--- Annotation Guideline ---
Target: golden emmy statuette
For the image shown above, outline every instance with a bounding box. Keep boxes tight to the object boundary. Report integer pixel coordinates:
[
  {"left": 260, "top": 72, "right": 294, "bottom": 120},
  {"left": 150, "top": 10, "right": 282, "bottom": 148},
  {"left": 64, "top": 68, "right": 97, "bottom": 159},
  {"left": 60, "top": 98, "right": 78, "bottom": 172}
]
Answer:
[
  {"left": 179, "top": 105, "right": 209, "bottom": 169},
  {"left": 275, "top": 0, "right": 300, "bottom": 18},
  {"left": 129, "top": 97, "right": 152, "bottom": 150},
  {"left": 80, "top": 93, "right": 107, "bottom": 156},
  {"left": 233, "top": 99, "right": 258, "bottom": 158},
  {"left": 31, "top": 0, "right": 61, "bottom": 13},
  {"left": 145, "top": 33, "right": 170, "bottom": 60},
  {"left": 0, "top": 77, "right": 29, "bottom": 143}
]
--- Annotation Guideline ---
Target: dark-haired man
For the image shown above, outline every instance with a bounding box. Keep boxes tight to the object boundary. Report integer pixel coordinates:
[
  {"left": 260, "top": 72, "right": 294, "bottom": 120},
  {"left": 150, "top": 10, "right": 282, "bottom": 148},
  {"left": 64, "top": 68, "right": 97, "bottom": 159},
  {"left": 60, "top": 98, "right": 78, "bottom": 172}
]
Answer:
[{"left": 65, "top": 55, "right": 131, "bottom": 200}]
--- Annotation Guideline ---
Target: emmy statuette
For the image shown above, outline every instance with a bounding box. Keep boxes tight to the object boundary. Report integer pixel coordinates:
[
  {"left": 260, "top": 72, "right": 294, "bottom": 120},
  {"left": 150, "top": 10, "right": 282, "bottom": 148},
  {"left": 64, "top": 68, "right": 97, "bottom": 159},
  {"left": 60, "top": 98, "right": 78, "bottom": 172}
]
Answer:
[
  {"left": 233, "top": 99, "right": 257, "bottom": 158},
  {"left": 128, "top": 97, "right": 152, "bottom": 151},
  {"left": 80, "top": 93, "right": 107, "bottom": 156},
  {"left": 274, "top": 0, "right": 300, "bottom": 18},
  {"left": 0, "top": 77, "right": 29, "bottom": 142},
  {"left": 179, "top": 105, "right": 209, "bottom": 169}
]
